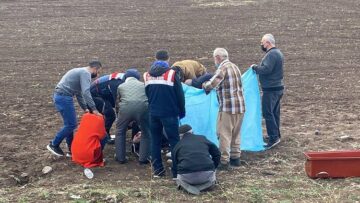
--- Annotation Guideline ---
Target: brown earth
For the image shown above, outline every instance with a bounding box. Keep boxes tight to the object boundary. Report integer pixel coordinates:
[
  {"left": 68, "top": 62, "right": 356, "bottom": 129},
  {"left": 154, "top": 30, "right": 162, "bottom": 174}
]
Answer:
[{"left": 1, "top": 0, "right": 360, "bottom": 202}]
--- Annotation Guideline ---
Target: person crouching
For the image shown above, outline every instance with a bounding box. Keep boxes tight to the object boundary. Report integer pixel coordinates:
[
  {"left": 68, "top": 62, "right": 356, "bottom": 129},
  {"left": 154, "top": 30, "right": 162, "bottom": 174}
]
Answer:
[{"left": 173, "top": 124, "right": 221, "bottom": 195}]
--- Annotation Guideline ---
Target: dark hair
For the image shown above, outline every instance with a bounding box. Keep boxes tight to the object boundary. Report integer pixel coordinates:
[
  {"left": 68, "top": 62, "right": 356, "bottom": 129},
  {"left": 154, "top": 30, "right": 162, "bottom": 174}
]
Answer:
[
  {"left": 155, "top": 50, "right": 169, "bottom": 61},
  {"left": 89, "top": 60, "right": 102, "bottom": 69}
]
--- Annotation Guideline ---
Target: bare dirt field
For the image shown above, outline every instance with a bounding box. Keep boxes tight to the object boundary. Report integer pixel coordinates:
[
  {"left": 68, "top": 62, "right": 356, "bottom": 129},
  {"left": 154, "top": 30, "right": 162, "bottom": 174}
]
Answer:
[{"left": 1, "top": 0, "right": 360, "bottom": 202}]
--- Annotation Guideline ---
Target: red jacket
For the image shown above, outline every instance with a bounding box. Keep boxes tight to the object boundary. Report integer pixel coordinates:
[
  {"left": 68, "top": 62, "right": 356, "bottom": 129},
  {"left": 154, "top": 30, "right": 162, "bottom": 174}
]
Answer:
[{"left": 72, "top": 113, "right": 106, "bottom": 168}]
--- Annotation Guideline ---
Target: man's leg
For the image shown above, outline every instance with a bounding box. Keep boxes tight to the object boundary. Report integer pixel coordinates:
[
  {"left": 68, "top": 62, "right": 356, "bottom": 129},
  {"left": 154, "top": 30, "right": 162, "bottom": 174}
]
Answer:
[
  {"left": 52, "top": 94, "right": 77, "bottom": 149},
  {"left": 196, "top": 171, "right": 216, "bottom": 191},
  {"left": 115, "top": 111, "right": 132, "bottom": 163},
  {"left": 161, "top": 116, "right": 180, "bottom": 178},
  {"left": 176, "top": 176, "right": 200, "bottom": 195},
  {"left": 216, "top": 112, "right": 232, "bottom": 165},
  {"left": 137, "top": 109, "right": 151, "bottom": 163},
  {"left": 103, "top": 100, "right": 116, "bottom": 135},
  {"left": 262, "top": 91, "right": 281, "bottom": 147},
  {"left": 273, "top": 91, "right": 283, "bottom": 138},
  {"left": 149, "top": 115, "right": 165, "bottom": 176},
  {"left": 230, "top": 113, "right": 243, "bottom": 165}
]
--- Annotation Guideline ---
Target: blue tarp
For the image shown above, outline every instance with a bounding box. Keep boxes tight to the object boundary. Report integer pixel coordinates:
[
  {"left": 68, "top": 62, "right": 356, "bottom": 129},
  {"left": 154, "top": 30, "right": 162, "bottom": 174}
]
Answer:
[{"left": 180, "top": 69, "right": 264, "bottom": 151}]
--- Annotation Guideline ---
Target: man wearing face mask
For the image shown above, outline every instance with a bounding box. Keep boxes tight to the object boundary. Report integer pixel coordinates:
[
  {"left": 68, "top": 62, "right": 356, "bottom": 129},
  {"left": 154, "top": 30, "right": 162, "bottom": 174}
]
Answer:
[
  {"left": 47, "top": 60, "right": 103, "bottom": 157},
  {"left": 251, "top": 34, "right": 284, "bottom": 150},
  {"left": 202, "top": 48, "right": 245, "bottom": 170}
]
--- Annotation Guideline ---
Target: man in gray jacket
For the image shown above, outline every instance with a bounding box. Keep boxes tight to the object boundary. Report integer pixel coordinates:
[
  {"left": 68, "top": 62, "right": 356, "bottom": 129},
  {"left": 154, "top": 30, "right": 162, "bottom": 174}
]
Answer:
[
  {"left": 47, "top": 61, "right": 102, "bottom": 157},
  {"left": 115, "top": 68, "right": 151, "bottom": 165},
  {"left": 251, "top": 34, "right": 284, "bottom": 149}
]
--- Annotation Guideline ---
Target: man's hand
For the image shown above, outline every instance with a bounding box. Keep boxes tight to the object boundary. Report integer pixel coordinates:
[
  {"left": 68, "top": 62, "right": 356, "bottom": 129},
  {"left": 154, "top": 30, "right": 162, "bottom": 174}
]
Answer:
[
  {"left": 92, "top": 110, "right": 102, "bottom": 116},
  {"left": 85, "top": 109, "right": 90, "bottom": 113},
  {"left": 250, "top": 64, "right": 258, "bottom": 71},
  {"left": 132, "top": 132, "right": 142, "bottom": 144}
]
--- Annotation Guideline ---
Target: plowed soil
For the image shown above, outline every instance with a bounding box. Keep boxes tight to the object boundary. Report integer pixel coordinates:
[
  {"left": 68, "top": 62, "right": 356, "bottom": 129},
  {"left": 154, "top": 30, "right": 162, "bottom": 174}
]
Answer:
[{"left": 1, "top": 0, "right": 359, "bottom": 202}]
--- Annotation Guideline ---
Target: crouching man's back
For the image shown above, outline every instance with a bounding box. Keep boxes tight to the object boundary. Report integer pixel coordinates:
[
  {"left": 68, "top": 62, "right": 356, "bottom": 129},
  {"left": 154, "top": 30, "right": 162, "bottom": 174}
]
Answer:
[{"left": 173, "top": 125, "right": 221, "bottom": 195}]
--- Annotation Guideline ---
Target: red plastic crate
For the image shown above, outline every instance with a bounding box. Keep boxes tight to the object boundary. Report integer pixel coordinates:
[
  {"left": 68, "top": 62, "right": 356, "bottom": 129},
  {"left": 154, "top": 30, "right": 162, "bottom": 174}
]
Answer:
[{"left": 304, "top": 150, "right": 360, "bottom": 178}]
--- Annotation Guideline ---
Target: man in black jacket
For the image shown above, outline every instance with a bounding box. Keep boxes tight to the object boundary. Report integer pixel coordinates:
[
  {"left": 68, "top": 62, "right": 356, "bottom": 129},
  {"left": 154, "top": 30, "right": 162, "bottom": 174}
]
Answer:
[
  {"left": 173, "top": 124, "right": 220, "bottom": 195},
  {"left": 90, "top": 72, "right": 125, "bottom": 144}
]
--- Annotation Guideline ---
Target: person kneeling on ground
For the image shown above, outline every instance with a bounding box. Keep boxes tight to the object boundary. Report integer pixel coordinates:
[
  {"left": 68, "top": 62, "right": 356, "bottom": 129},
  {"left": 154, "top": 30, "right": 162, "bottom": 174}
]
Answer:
[
  {"left": 71, "top": 112, "right": 106, "bottom": 168},
  {"left": 173, "top": 124, "right": 221, "bottom": 195}
]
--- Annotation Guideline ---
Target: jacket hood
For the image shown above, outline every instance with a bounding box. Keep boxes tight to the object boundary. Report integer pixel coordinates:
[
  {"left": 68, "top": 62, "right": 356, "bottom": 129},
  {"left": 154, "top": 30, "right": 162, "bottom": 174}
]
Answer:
[{"left": 149, "top": 60, "right": 169, "bottom": 77}]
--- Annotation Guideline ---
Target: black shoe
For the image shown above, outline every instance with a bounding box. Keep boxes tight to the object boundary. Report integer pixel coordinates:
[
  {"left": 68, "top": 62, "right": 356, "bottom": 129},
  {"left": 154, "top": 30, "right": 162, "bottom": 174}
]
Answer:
[
  {"left": 153, "top": 168, "right": 166, "bottom": 178},
  {"left": 107, "top": 139, "right": 115, "bottom": 145},
  {"left": 139, "top": 160, "right": 150, "bottom": 165},
  {"left": 264, "top": 138, "right": 281, "bottom": 150},
  {"left": 217, "top": 162, "right": 230, "bottom": 171},
  {"left": 117, "top": 159, "right": 128, "bottom": 164},
  {"left": 230, "top": 158, "right": 241, "bottom": 167},
  {"left": 47, "top": 142, "right": 64, "bottom": 157}
]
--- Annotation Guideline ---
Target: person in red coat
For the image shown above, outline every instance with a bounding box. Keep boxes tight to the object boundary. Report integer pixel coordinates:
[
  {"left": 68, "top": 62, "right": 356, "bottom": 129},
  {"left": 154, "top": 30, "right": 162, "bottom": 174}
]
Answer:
[{"left": 71, "top": 113, "right": 106, "bottom": 168}]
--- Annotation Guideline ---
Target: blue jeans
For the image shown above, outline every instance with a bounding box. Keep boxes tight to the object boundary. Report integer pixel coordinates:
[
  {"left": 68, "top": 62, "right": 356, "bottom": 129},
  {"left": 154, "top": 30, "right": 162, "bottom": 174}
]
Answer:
[
  {"left": 52, "top": 93, "right": 77, "bottom": 148},
  {"left": 150, "top": 115, "right": 179, "bottom": 177},
  {"left": 262, "top": 90, "right": 283, "bottom": 142}
]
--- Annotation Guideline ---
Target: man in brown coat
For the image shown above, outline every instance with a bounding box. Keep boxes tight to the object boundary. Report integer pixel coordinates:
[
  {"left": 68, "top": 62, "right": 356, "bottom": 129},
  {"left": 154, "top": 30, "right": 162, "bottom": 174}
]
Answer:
[{"left": 172, "top": 60, "right": 207, "bottom": 82}]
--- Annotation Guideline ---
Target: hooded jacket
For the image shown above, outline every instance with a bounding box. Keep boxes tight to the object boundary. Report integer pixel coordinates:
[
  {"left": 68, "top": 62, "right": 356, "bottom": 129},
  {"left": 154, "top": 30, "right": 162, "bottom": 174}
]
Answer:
[{"left": 144, "top": 61, "right": 185, "bottom": 118}]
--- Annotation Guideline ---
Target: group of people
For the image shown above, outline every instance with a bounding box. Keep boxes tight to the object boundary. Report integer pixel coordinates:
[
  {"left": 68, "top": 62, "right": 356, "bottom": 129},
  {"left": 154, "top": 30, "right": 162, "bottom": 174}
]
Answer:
[{"left": 46, "top": 33, "right": 284, "bottom": 195}]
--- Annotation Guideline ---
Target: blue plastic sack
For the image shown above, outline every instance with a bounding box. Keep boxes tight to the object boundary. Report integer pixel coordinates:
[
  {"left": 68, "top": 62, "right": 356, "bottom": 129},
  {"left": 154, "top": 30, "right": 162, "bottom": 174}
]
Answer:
[
  {"left": 180, "top": 84, "right": 219, "bottom": 146},
  {"left": 240, "top": 69, "right": 264, "bottom": 151},
  {"left": 180, "top": 68, "right": 264, "bottom": 151}
]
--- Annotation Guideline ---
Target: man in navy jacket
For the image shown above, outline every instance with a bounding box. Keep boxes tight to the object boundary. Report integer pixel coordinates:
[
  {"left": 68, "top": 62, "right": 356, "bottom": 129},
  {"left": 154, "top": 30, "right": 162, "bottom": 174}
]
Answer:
[
  {"left": 251, "top": 34, "right": 284, "bottom": 150},
  {"left": 144, "top": 60, "right": 185, "bottom": 178}
]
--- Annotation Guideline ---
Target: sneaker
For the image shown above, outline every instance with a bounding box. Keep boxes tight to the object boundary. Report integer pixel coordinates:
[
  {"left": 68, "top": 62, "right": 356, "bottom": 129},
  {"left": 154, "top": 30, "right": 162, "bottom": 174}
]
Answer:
[
  {"left": 264, "top": 138, "right": 281, "bottom": 150},
  {"left": 153, "top": 168, "right": 166, "bottom": 178},
  {"left": 217, "top": 162, "right": 230, "bottom": 171},
  {"left": 66, "top": 152, "right": 72, "bottom": 158},
  {"left": 47, "top": 142, "right": 64, "bottom": 157},
  {"left": 166, "top": 152, "right": 171, "bottom": 158},
  {"left": 230, "top": 158, "right": 241, "bottom": 167}
]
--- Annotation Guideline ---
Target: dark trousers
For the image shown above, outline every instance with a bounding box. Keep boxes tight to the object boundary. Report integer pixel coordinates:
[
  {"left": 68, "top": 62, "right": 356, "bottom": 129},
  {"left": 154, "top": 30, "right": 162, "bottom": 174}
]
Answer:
[
  {"left": 149, "top": 115, "right": 179, "bottom": 177},
  {"left": 93, "top": 97, "right": 116, "bottom": 135},
  {"left": 93, "top": 97, "right": 115, "bottom": 149},
  {"left": 262, "top": 90, "right": 283, "bottom": 142},
  {"left": 115, "top": 106, "right": 151, "bottom": 162}
]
